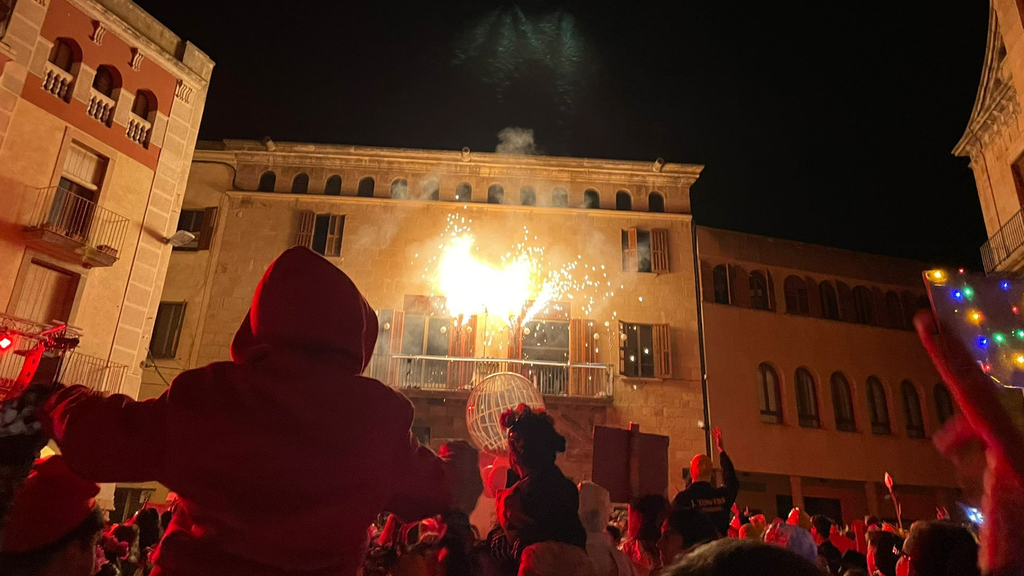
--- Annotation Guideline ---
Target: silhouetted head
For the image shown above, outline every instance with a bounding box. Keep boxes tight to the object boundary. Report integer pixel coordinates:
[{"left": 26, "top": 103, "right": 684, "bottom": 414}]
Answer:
[
  {"left": 628, "top": 494, "right": 670, "bottom": 543},
  {"left": 665, "top": 538, "right": 824, "bottom": 576},
  {"left": 689, "top": 454, "right": 713, "bottom": 483},
  {"left": 810, "top": 515, "right": 834, "bottom": 545},
  {"left": 897, "top": 521, "right": 979, "bottom": 576},
  {"left": 866, "top": 529, "right": 902, "bottom": 576},
  {"left": 657, "top": 508, "right": 718, "bottom": 565},
  {"left": 500, "top": 404, "right": 565, "bottom": 473}
]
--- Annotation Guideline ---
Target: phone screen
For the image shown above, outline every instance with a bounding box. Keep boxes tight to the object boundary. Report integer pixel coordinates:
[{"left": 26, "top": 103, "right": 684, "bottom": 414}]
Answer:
[{"left": 923, "top": 269, "right": 1024, "bottom": 389}]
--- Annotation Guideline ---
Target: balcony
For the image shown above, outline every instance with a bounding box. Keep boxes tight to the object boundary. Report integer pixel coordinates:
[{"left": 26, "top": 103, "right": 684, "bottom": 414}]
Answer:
[
  {"left": 370, "top": 354, "right": 614, "bottom": 398},
  {"left": 126, "top": 115, "right": 151, "bottom": 148},
  {"left": 23, "top": 186, "right": 129, "bottom": 268},
  {"left": 981, "top": 207, "right": 1024, "bottom": 273},
  {"left": 87, "top": 88, "right": 115, "bottom": 126},
  {"left": 41, "top": 61, "right": 74, "bottom": 101}
]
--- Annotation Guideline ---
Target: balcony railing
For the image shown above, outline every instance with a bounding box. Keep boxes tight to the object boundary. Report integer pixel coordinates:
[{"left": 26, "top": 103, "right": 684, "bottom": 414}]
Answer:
[
  {"left": 87, "top": 88, "right": 115, "bottom": 125},
  {"left": 371, "top": 354, "right": 614, "bottom": 398},
  {"left": 41, "top": 61, "right": 73, "bottom": 101},
  {"left": 126, "top": 115, "right": 151, "bottom": 148},
  {"left": 25, "top": 186, "right": 129, "bottom": 267},
  {"left": 981, "top": 207, "right": 1024, "bottom": 273}
]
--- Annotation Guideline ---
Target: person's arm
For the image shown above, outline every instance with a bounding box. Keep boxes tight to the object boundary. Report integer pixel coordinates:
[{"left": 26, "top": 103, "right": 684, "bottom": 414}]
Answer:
[
  {"left": 713, "top": 428, "right": 739, "bottom": 503},
  {"left": 384, "top": 431, "right": 454, "bottom": 522}
]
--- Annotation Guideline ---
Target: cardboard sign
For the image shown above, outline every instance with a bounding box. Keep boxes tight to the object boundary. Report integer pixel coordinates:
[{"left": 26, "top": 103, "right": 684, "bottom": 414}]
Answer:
[{"left": 592, "top": 423, "right": 669, "bottom": 503}]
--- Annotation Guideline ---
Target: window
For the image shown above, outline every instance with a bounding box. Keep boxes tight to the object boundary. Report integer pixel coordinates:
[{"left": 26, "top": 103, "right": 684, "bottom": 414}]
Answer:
[
  {"left": 902, "top": 381, "right": 925, "bottom": 438},
  {"left": 488, "top": 184, "right": 504, "bottom": 204},
  {"left": 297, "top": 211, "right": 344, "bottom": 257},
  {"left": 49, "top": 38, "right": 77, "bottom": 72},
  {"left": 649, "top": 192, "right": 665, "bottom": 213},
  {"left": 325, "top": 175, "right": 342, "bottom": 195},
  {"left": 49, "top": 142, "right": 107, "bottom": 241},
  {"left": 819, "top": 282, "right": 840, "bottom": 320},
  {"left": 391, "top": 178, "right": 409, "bottom": 199},
  {"left": 400, "top": 311, "right": 451, "bottom": 386},
  {"left": 784, "top": 276, "right": 810, "bottom": 315},
  {"left": 257, "top": 171, "right": 276, "bottom": 192},
  {"left": 712, "top": 265, "right": 730, "bottom": 304},
  {"left": 758, "top": 363, "right": 783, "bottom": 424},
  {"left": 583, "top": 189, "right": 599, "bottom": 209},
  {"left": 885, "top": 291, "right": 904, "bottom": 329},
  {"left": 520, "top": 185, "right": 536, "bottom": 206},
  {"left": 616, "top": 190, "right": 632, "bottom": 210},
  {"left": 455, "top": 182, "right": 472, "bottom": 201},
  {"left": 853, "top": 286, "right": 875, "bottom": 325},
  {"left": 357, "top": 177, "right": 375, "bottom": 197},
  {"left": 92, "top": 65, "right": 118, "bottom": 97},
  {"left": 131, "top": 90, "right": 154, "bottom": 119},
  {"left": 867, "top": 376, "right": 890, "bottom": 434},
  {"left": 933, "top": 384, "right": 955, "bottom": 424},
  {"left": 552, "top": 187, "right": 568, "bottom": 207},
  {"left": 749, "top": 271, "right": 770, "bottom": 310},
  {"left": 291, "top": 173, "right": 309, "bottom": 194},
  {"left": 830, "top": 372, "right": 856, "bottom": 432},
  {"left": 173, "top": 207, "right": 218, "bottom": 251},
  {"left": 621, "top": 228, "right": 669, "bottom": 274},
  {"left": 0, "top": 0, "right": 15, "bottom": 40},
  {"left": 11, "top": 259, "right": 79, "bottom": 324},
  {"left": 522, "top": 320, "right": 570, "bottom": 362},
  {"left": 619, "top": 321, "right": 671, "bottom": 378},
  {"left": 151, "top": 302, "right": 186, "bottom": 359},
  {"left": 424, "top": 180, "right": 440, "bottom": 201},
  {"left": 795, "top": 368, "right": 820, "bottom": 428}
]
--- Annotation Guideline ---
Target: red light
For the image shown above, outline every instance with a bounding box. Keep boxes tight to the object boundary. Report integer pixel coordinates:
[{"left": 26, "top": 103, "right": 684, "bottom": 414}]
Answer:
[
  {"left": 983, "top": 363, "right": 993, "bottom": 373},
  {"left": 0, "top": 337, "right": 11, "bottom": 350},
  {"left": 1015, "top": 306, "right": 1020, "bottom": 315},
  {"left": 958, "top": 268, "right": 966, "bottom": 274}
]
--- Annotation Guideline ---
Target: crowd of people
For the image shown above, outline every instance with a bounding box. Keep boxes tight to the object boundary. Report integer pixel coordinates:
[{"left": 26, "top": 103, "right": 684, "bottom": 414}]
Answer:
[{"left": 0, "top": 247, "right": 1020, "bottom": 576}]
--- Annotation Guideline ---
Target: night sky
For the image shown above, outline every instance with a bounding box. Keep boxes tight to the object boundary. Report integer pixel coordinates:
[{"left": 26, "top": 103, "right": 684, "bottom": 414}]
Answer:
[{"left": 138, "top": 1, "right": 989, "bottom": 267}]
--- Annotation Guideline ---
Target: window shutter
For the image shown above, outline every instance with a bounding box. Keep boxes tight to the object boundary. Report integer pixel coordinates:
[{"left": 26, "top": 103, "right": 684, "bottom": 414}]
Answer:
[
  {"left": 699, "top": 261, "right": 716, "bottom": 303},
  {"left": 447, "top": 315, "right": 477, "bottom": 389},
  {"left": 617, "top": 320, "right": 627, "bottom": 374},
  {"left": 653, "top": 323, "right": 672, "bottom": 378},
  {"left": 296, "top": 210, "right": 315, "bottom": 249},
  {"left": 651, "top": 229, "right": 670, "bottom": 273},
  {"left": 507, "top": 323, "right": 523, "bottom": 361},
  {"left": 766, "top": 270, "right": 777, "bottom": 311},
  {"left": 384, "top": 310, "right": 405, "bottom": 385},
  {"left": 368, "top": 309, "right": 404, "bottom": 382},
  {"left": 197, "top": 207, "right": 218, "bottom": 250},
  {"left": 624, "top": 228, "right": 638, "bottom": 272},
  {"left": 569, "top": 318, "right": 598, "bottom": 396},
  {"left": 325, "top": 214, "right": 345, "bottom": 257},
  {"left": 730, "top": 264, "right": 751, "bottom": 307}
]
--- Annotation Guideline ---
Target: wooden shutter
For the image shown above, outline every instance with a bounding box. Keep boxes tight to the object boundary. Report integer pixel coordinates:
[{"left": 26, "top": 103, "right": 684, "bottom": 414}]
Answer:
[
  {"left": 325, "top": 214, "right": 345, "bottom": 257},
  {"left": 617, "top": 320, "right": 628, "bottom": 374},
  {"left": 570, "top": 318, "right": 598, "bottom": 395},
  {"left": 651, "top": 229, "right": 670, "bottom": 273},
  {"left": 507, "top": 323, "right": 523, "bottom": 362},
  {"left": 653, "top": 323, "right": 672, "bottom": 378},
  {"left": 367, "top": 309, "right": 404, "bottom": 382},
  {"left": 296, "top": 210, "right": 315, "bottom": 249},
  {"left": 623, "top": 228, "right": 638, "bottom": 272},
  {"left": 766, "top": 270, "right": 777, "bottom": 311},
  {"left": 447, "top": 315, "right": 477, "bottom": 389},
  {"left": 699, "top": 261, "right": 716, "bottom": 303},
  {"left": 197, "top": 207, "right": 218, "bottom": 250},
  {"left": 730, "top": 264, "right": 751, "bottom": 307}
]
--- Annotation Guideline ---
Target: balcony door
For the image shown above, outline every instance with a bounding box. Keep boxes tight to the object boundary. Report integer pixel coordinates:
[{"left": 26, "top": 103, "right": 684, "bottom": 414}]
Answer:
[
  {"left": 49, "top": 143, "right": 107, "bottom": 241},
  {"left": 11, "top": 259, "right": 79, "bottom": 324}
]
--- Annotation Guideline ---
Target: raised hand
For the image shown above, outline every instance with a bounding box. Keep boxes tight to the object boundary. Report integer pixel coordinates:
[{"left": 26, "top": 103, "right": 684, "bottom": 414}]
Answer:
[{"left": 712, "top": 427, "right": 724, "bottom": 452}]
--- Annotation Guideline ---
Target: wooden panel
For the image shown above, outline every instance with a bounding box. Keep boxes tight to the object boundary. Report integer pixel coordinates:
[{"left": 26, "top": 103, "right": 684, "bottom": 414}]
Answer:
[
  {"left": 651, "top": 229, "right": 670, "bottom": 273},
  {"left": 569, "top": 318, "right": 597, "bottom": 395},
  {"left": 12, "top": 261, "right": 78, "bottom": 324},
  {"left": 623, "top": 228, "right": 638, "bottom": 272},
  {"left": 653, "top": 323, "right": 672, "bottom": 378},
  {"left": 325, "top": 214, "right": 345, "bottom": 257},
  {"left": 197, "top": 207, "right": 218, "bottom": 250},
  {"left": 295, "top": 210, "right": 315, "bottom": 249}
]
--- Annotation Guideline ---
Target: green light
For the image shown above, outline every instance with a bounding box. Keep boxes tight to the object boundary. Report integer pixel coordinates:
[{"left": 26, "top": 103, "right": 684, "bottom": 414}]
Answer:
[
  {"left": 1017, "top": 330, "right": 1024, "bottom": 339},
  {"left": 963, "top": 286, "right": 974, "bottom": 299},
  {"left": 994, "top": 332, "right": 1006, "bottom": 344}
]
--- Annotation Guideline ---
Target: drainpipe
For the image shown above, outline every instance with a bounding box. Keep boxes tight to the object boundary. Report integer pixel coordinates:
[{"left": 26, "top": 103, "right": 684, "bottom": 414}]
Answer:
[{"left": 692, "top": 222, "right": 713, "bottom": 456}]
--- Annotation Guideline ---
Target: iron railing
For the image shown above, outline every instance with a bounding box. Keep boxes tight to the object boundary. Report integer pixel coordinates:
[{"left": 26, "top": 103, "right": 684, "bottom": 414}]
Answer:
[
  {"left": 29, "top": 186, "right": 129, "bottom": 260},
  {"left": 374, "top": 354, "right": 614, "bottom": 398},
  {"left": 981, "top": 207, "right": 1024, "bottom": 273}
]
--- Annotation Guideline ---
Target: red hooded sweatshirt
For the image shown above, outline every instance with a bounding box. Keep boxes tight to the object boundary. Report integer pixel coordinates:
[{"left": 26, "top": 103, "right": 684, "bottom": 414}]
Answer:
[{"left": 40, "top": 247, "right": 453, "bottom": 576}]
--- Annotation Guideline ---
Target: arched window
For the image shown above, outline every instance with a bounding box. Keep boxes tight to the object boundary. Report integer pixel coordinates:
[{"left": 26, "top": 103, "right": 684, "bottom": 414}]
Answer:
[
  {"left": 131, "top": 90, "right": 155, "bottom": 119},
  {"left": 357, "top": 177, "right": 375, "bottom": 197},
  {"left": 520, "top": 185, "right": 536, "bottom": 206},
  {"left": 885, "top": 291, "right": 904, "bottom": 329},
  {"left": 784, "top": 276, "right": 810, "bottom": 315},
  {"left": 0, "top": 0, "right": 15, "bottom": 39},
  {"left": 49, "top": 38, "right": 77, "bottom": 72},
  {"left": 712, "top": 265, "right": 730, "bottom": 304},
  {"left": 488, "top": 184, "right": 504, "bottom": 204},
  {"left": 92, "top": 65, "right": 118, "bottom": 97},
  {"left": 795, "top": 368, "right": 820, "bottom": 428},
  {"left": 933, "top": 384, "right": 955, "bottom": 424},
  {"left": 552, "top": 187, "right": 568, "bottom": 207},
  {"left": 749, "top": 271, "right": 770, "bottom": 310},
  {"left": 867, "top": 376, "right": 890, "bottom": 435},
  {"left": 391, "top": 178, "right": 409, "bottom": 199},
  {"left": 616, "top": 190, "right": 632, "bottom": 211},
  {"left": 455, "top": 182, "right": 472, "bottom": 201},
  {"left": 324, "top": 175, "right": 342, "bottom": 196},
  {"left": 853, "top": 286, "right": 875, "bottom": 325},
  {"left": 257, "top": 171, "right": 276, "bottom": 192},
  {"left": 291, "top": 173, "right": 309, "bottom": 194},
  {"left": 902, "top": 381, "right": 925, "bottom": 438},
  {"left": 649, "top": 192, "right": 665, "bottom": 213},
  {"left": 758, "top": 363, "right": 782, "bottom": 424},
  {"left": 424, "top": 180, "right": 439, "bottom": 201},
  {"left": 583, "top": 189, "right": 599, "bottom": 209},
  {"left": 831, "top": 372, "right": 856, "bottom": 431},
  {"left": 819, "top": 282, "right": 840, "bottom": 320}
]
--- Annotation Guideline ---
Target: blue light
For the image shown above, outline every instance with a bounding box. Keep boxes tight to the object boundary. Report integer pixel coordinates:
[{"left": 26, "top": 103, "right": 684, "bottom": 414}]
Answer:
[
  {"left": 978, "top": 336, "right": 989, "bottom": 348},
  {"left": 952, "top": 290, "right": 964, "bottom": 301},
  {"left": 1002, "top": 281, "right": 1012, "bottom": 291},
  {"left": 963, "top": 505, "right": 984, "bottom": 526}
]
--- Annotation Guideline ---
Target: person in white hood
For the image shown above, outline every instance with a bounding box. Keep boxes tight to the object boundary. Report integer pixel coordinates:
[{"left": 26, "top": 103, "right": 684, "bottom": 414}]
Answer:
[{"left": 578, "top": 482, "right": 636, "bottom": 576}]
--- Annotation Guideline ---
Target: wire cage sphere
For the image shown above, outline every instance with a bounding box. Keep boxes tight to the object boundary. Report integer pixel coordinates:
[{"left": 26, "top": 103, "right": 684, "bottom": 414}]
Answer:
[{"left": 466, "top": 372, "right": 545, "bottom": 457}]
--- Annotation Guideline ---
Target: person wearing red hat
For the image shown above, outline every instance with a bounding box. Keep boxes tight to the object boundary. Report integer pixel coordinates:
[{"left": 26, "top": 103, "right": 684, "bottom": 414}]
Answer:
[{"left": 0, "top": 455, "right": 104, "bottom": 576}]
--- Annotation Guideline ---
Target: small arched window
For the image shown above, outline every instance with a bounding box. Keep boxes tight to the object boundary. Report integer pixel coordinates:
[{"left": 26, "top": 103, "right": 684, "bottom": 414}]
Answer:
[
  {"left": 616, "top": 190, "right": 632, "bottom": 211},
  {"left": 424, "top": 180, "right": 439, "bottom": 201},
  {"left": 357, "top": 177, "right": 375, "bottom": 197},
  {"left": 853, "top": 286, "right": 875, "bottom": 325},
  {"left": 784, "top": 276, "right": 810, "bottom": 315},
  {"left": 49, "top": 38, "right": 77, "bottom": 72},
  {"left": 131, "top": 90, "right": 154, "bottom": 119},
  {"left": 795, "top": 368, "right": 820, "bottom": 428},
  {"left": 902, "top": 381, "right": 925, "bottom": 438},
  {"left": 933, "top": 384, "right": 955, "bottom": 424},
  {"left": 455, "top": 182, "right": 472, "bottom": 201},
  {"left": 649, "top": 192, "right": 665, "bottom": 213},
  {"left": 831, "top": 372, "right": 856, "bottom": 431},
  {"left": 712, "top": 265, "right": 730, "bottom": 304},
  {"left": 257, "top": 171, "right": 276, "bottom": 192},
  {"left": 819, "top": 282, "right": 840, "bottom": 320},
  {"left": 391, "top": 178, "right": 409, "bottom": 199},
  {"left": 520, "top": 185, "right": 536, "bottom": 206},
  {"left": 552, "top": 187, "right": 568, "bottom": 207},
  {"left": 885, "top": 291, "right": 905, "bottom": 329},
  {"left": 583, "top": 189, "right": 600, "bottom": 209},
  {"left": 867, "top": 376, "right": 890, "bottom": 435},
  {"left": 291, "top": 173, "right": 309, "bottom": 194},
  {"left": 92, "top": 65, "right": 118, "bottom": 97},
  {"left": 749, "top": 271, "right": 770, "bottom": 310},
  {"left": 758, "top": 363, "right": 783, "bottom": 424},
  {"left": 324, "top": 175, "right": 342, "bottom": 196},
  {"left": 488, "top": 184, "right": 504, "bottom": 204}
]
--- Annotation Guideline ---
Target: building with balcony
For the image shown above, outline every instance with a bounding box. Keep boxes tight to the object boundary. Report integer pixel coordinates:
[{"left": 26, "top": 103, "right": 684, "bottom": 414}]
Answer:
[
  {"left": 141, "top": 139, "right": 708, "bottom": 486},
  {"left": 0, "top": 0, "right": 213, "bottom": 406}
]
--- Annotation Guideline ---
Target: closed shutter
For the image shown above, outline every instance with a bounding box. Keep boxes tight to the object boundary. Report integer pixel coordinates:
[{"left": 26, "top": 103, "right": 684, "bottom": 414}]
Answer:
[
  {"left": 295, "top": 210, "right": 315, "bottom": 249},
  {"left": 570, "top": 318, "right": 598, "bottom": 395},
  {"left": 368, "top": 309, "right": 404, "bottom": 382},
  {"left": 447, "top": 315, "right": 477, "bottom": 389},
  {"left": 325, "top": 215, "right": 345, "bottom": 257},
  {"left": 653, "top": 323, "right": 672, "bottom": 378},
  {"left": 730, "top": 264, "right": 751, "bottom": 307},
  {"left": 197, "top": 207, "right": 218, "bottom": 250},
  {"left": 63, "top": 143, "right": 107, "bottom": 190},
  {"left": 699, "top": 261, "right": 716, "bottom": 303},
  {"left": 151, "top": 302, "right": 186, "bottom": 359},
  {"left": 623, "top": 228, "right": 638, "bottom": 272},
  {"left": 617, "top": 320, "right": 628, "bottom": 374},
  {"left": 651, "top": 229, "right": 670, "bottom": 273},
  {"left": 13, "top": 261, "right": 79, "bottom": 324}
]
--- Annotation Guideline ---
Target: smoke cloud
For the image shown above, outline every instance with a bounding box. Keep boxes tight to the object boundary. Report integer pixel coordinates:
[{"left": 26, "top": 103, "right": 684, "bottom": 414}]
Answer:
[{"left": 496, "top": 127, "right": 539, "bottom": 156}]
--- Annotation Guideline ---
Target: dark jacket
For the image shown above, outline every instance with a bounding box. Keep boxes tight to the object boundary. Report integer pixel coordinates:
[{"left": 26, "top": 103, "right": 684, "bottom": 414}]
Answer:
[
  {"left": 670, "top": 451, "right": 739, "bottom": 536},
  {"left": 497, "top": 465, "right": 587, "bottom": 552}
]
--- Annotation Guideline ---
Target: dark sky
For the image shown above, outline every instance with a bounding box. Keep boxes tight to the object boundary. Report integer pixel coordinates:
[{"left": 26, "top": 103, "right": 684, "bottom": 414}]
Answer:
[{"left": 138, "top": 1, "right": 989, "bottom": 267}]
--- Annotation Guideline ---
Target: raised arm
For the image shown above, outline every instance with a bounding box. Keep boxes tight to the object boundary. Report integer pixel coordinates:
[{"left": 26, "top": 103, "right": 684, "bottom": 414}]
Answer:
[{"left": 714, "top": 428, "right": 739, "bottom": 502}]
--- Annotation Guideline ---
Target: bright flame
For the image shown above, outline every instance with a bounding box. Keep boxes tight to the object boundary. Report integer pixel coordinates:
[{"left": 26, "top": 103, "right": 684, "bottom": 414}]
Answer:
[{"left": 436, "top": 235, "right": 540, "bottom": 326}]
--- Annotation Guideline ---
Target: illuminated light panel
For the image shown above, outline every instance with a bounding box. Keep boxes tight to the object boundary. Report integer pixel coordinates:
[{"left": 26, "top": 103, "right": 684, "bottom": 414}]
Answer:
[
  {"left": 927, "top": 269, "right": 946, "bottom": 283},
  {"left": 0, "top": 336, "right": 10, "bottom": 350}
]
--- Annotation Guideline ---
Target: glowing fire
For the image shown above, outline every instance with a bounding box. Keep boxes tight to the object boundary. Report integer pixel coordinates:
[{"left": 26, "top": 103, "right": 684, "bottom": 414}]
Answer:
[{"left": 436, "top": 235, "right": 541, "bottom": 326}]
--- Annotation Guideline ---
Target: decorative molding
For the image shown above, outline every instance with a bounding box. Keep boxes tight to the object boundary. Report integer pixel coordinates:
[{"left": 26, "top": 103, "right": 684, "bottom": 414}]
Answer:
[
  {"left": 129, "top": 48, "right": 144, "bottom": 71},
  {"left": 91, "top": 21, "right": 107, "bottom": 45},
  {"left": 33, "top": 0, "right": 47, "bottom": 6},
  {"left": 174, "top": 79, "right": 193, "bottom": 104}
]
